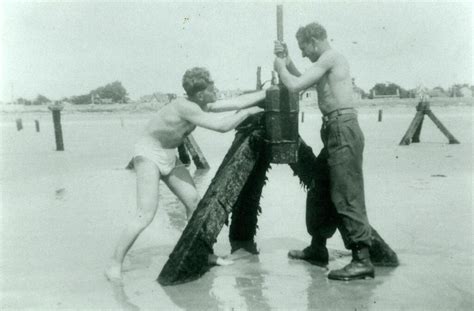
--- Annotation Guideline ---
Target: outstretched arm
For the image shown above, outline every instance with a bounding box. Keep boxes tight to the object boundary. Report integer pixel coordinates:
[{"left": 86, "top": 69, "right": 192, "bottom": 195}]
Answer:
[
  {"left": 207, "top": 90, "right": 265, "bottom": 112},
  {"left": 274, "top": 53, "right": 333, "bottom": 93},
  {"left": 179, "top": 100, "right": 263, "bottom": 133}
]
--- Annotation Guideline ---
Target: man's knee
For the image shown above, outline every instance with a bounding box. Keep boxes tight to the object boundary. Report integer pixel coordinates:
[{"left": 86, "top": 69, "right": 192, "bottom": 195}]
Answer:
[
  {"left": 134, "top": 210, "right": 155, "bottom": 228},
  {"left": 188, "top": 193, "right": 200, "bottom": 210}
]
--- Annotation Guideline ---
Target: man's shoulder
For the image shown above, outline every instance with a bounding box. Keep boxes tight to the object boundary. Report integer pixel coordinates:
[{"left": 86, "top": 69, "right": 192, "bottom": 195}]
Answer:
[
  {"left": 320, "top": 49, "right": 345, "bottom": 62},
  {"left": 173, "top": 97, "right": 202, "bottom": 114}
]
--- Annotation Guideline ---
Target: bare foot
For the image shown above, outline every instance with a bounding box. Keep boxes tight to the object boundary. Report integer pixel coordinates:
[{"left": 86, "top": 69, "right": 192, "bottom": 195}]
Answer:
[
  {"left": 104, "top": 263, "right": 123, "bottom": 283},
  {"left": 208, "top": 254, "right": 234, "bottom": 266},
  {"left": 215, "top": 257, "right": 234, "bottom": 266}
]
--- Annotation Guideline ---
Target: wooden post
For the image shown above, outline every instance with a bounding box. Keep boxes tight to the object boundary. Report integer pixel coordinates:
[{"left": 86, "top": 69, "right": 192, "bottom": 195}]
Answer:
[
  {"left": 16, "top": 118, "right": 23, "bottom": 131},
  {"left": 265, "top": 85, "right": 299, "bottom": 163},
  {"left": 48, "top": 102, "right": 65, "bottom": 151},
  {"left": 158, "top": 129, "right": 262, "bottom": 286},
  {"left": 265, "top": 4, "right": 299, "bottom": 164},
  {"left": 400, "top": 100, "right": 459, "bottom": 145},
  {"left": 256, "top": 66, "right": 262, "bottom": 90},
  {"left": 411, "top": 115, "right": 424, "bottom": 143},
  {"left": 378, "top": 109, "right": 382, "bottom": 122},
  {"left": 301, "top": 111, "right": 305, "bottom": 123},
  {"left": 276, "top": 5, "right": 283, "bottom": 42},
  {"left": 35, "top": 120, "right": 40, "bottom": 132},
  {"left": 183, "top": 134, "right": 210, "bottom": 170},
  {"left": 399, "top": 111, "right": 424, "bottom": 145}
]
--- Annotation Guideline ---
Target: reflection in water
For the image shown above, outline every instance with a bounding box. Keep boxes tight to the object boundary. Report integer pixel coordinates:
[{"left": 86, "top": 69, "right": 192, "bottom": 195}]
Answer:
[
  {"left": 304, "top": 259, "right": 396, "bottom": 310},
  {"left": 109, "top": 282, "right": 140, "bottom": 311},
  {"left": 160, "top": 251, "right": 272, "bottom": 310},
  {"left": 232, "top": 255, "right": 271, "bottom": 311}
]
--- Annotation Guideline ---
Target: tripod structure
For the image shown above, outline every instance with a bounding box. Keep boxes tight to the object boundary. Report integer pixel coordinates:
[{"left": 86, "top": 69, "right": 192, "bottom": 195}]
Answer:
[{"left": 399, "top": 100, "right": 460, "bottom": 145}]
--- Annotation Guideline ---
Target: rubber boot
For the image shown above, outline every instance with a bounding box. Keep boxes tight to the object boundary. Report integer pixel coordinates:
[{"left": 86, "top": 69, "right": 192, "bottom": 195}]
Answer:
[
  {"left": 288, "top": 238, "right": 328, "bottom": 267},
  {"left": 328, "top": 245, "right": 374, "bottom": 281}
]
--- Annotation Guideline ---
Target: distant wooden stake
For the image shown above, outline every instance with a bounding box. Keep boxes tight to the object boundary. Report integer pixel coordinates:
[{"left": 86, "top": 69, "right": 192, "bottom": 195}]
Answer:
[
  {"left": 35, "top": 120, "right": 40, "bottom": 132},
  {"left": 399, "top": 101, "right": 459, "bottom": 145},
  {"left": 48, "top": 103, "right": 65, "bottom": 151},
  {"left": 378, "top": 109, "right": 383, "bottom": 122},
  {"left": 16, "top": 118, "right": 23, "bottom": 131},
  {"left": 301, "top": 111, "right": 305, "bottom": 123},
  {"left": 256, "top": 66, "right": 262, "bottom": 90}
]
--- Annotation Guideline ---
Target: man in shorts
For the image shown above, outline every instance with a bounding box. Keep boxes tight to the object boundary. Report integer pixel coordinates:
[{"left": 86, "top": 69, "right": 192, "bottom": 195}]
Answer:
[{"left": 105, "top": 67, "right": 264, "bottom": 282}]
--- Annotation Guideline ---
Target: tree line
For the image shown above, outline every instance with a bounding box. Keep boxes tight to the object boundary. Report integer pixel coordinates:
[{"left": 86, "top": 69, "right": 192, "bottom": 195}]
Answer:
[
  {"left": 12, "top": 80, "right": 473, "bottom": 105},
  {"left": 363, "top": 82, "right": 473, "bottom": 99}
]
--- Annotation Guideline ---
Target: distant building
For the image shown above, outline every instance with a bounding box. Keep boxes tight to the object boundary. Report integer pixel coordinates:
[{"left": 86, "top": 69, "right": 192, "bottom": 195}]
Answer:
[
  {"left": 352, "top": 87, "right": 365, "bottom": 100},
  {"left": 459, "top": 86, "right": 473, "bottom": 98},
  {"left": 372, "top": 88, "right": 400, "bottom": 99},
  {"left": 217, "top": 89, "right": 243, "bottom": 100},
  {"left": 140, "top": 92, "right": 174, "bottom": 104},
  {"left": 429, "top": 87, "right": 448, "bottom": 98}
]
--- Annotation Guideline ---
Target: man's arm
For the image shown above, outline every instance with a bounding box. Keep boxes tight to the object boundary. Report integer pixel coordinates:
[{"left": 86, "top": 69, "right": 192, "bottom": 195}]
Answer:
[
  {"left": 179, "top": 101, "right": 262, "bottom": 133},
  {"left": 286, "top": 59, "right": 302, "bottom": 77},
  {"left": 274, "top": 54, "right": 334, "bottom": 93},
  {"left": 207, "top": 90, "right": 265, "bottom": 112}
]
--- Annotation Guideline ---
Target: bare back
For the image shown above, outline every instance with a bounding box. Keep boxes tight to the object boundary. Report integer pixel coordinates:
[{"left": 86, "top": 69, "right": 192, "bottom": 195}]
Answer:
[
  {"left": 315, "top": 50, "right": 354, "bottom": 114},
  {"left": 144, "top": 98, "right": 197, "bottom": 149}
]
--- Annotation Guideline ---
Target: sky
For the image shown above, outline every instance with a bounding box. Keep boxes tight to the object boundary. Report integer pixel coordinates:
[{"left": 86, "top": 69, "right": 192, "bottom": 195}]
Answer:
[{"left": 0, "top": 0, "right": 472, "bottom": 102}]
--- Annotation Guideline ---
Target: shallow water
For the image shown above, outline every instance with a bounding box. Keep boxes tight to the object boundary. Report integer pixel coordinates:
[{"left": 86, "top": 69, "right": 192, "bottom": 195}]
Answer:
[{"left": 0, "top": 107, "right": 473, "bottom": 310}]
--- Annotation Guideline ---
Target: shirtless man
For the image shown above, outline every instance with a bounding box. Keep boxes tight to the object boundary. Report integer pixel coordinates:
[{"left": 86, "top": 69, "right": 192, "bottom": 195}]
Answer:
[
  {"left": 273, "top": 22, "right": 374, "bottom": 281},
  {"left": 105, "top": 67, "right": 264, "bottom": 282}
]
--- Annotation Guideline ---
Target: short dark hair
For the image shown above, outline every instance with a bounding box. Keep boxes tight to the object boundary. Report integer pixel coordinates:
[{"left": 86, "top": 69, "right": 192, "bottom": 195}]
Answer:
[
  {"left": 182, "top": 67, "right": 212, "bottom": 97},
  {"left": 296, "top": 22, "right": 327, "bottom": 43}
]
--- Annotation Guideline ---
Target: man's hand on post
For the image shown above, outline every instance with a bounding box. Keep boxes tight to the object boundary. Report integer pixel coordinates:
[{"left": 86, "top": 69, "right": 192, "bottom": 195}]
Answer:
[{"left": 274, "top": 40, "right": 291, "bottom": 66}]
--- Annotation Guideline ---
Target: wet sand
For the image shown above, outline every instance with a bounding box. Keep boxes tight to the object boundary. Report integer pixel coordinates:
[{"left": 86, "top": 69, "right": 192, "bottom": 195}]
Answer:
[{"left": 0, "top": 105, "right": 473, "bottom": 310}]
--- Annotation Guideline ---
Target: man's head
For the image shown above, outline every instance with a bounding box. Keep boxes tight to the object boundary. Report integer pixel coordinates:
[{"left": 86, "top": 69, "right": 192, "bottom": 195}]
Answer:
[
  {"left": 182, "top": 67, "right": 217, "bottom": 104},
  {"left": 295, "top": 22, "right": 328, "bottom": 62}
]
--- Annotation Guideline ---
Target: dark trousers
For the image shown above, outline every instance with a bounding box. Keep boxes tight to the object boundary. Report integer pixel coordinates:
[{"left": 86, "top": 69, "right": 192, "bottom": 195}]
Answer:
[{"left": 307, "top": 113, "right": 372, "bottom": 249}]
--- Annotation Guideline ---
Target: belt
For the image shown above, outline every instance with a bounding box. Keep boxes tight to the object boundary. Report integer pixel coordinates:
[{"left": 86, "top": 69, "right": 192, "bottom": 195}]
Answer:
[{"left": 322, "top": 108, "right": 357, "bottom": 122}]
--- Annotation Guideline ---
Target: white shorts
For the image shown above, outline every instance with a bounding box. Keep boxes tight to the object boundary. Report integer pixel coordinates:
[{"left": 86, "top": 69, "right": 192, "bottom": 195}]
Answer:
[{"left": 133, "top": 136, "right": 179, "bottom": 176}]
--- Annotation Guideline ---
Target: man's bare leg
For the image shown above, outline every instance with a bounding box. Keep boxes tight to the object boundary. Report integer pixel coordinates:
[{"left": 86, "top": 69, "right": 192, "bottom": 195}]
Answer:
[
  {"left": 162, "top": 165, "right": 201, "bottom": 220},
  {"left": 163, "top": 165, "right": 233, "bottom": 266},
  {"left": 105, "top": 157, "right": 160, "bottom": 282}
]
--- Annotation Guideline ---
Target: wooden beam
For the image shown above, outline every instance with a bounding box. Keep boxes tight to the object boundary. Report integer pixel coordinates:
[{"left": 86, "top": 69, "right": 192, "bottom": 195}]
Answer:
[
  {"left": 229, "top": 130, "right": 270, "bottom": 254},
  {"left": 411, "top": 114, "right": 424, "bottom": 143},
  {"left": 157, "top": 129, "right": 262, "bottom": 285},
  {"left": 183, "top": 134, "right": 210, "bottom": 170},
  {"left": 399, "top": 111, "right": 424, "bottom": 145},
  {"left": 425, "top": 110, "right": 460, "bottom": 144}
]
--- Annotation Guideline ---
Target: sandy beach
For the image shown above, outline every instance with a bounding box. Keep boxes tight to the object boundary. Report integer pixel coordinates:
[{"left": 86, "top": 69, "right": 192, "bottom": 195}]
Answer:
[{"left": 0, "top": 103, "right": 473, "bottom": 310}]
